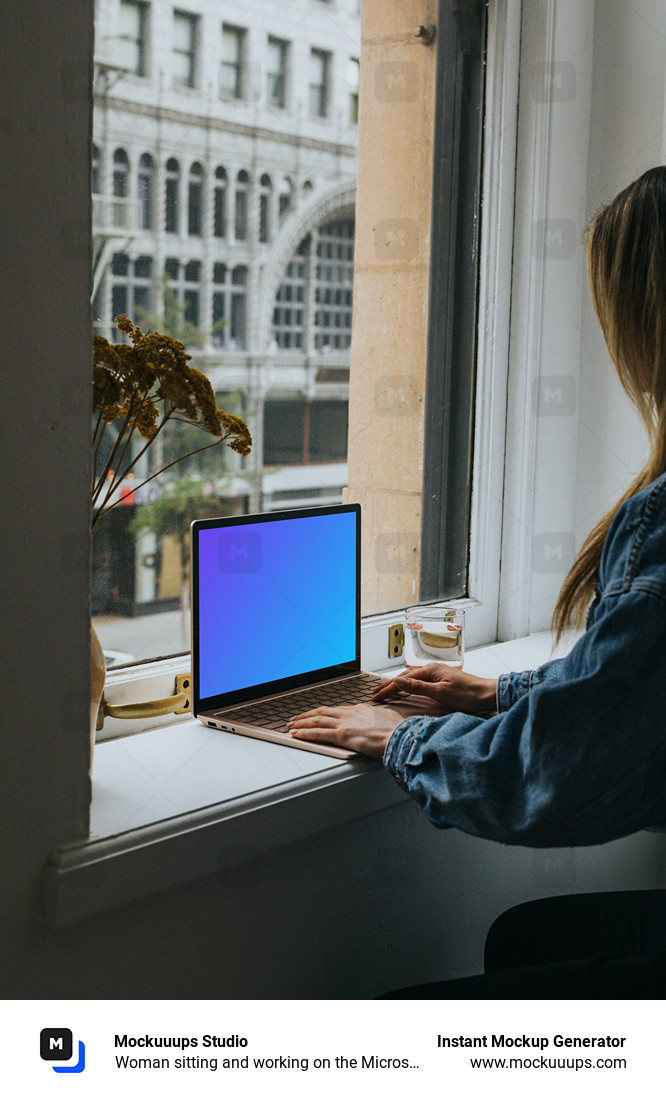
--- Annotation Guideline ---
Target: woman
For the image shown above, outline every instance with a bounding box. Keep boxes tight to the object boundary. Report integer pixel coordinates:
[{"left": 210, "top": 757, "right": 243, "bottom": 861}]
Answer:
[{"left": 289, "top": 167, "right": 666, "bottom": 996}]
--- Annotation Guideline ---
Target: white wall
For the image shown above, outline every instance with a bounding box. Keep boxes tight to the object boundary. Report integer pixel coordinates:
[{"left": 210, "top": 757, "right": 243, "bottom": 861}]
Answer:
[
  {"left": 500, "top": 0, "right": 666, "bottom": 635},
  {"left": 575, "top": 0, "right": 666, "bottom": 540}
]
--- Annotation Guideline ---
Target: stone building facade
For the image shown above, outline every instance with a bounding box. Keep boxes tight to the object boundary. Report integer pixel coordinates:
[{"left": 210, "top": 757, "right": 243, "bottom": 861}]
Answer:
[{"left": 92, "top": 0, "right": 360, "bottom": 613}]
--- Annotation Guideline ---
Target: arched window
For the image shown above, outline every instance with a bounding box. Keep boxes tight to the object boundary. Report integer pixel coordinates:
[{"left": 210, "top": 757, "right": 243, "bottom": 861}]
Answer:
[
  {"left": 272, "top": 236, "right": 309, "bottom": 349},
  {"left": 92, "top": 143, "right": 101, "bottom": 194},
  {"left": 272, "top": 217, "right": 355, "bottom": 351},
  {"left": 112, "top": 148, "right": 130, "bottom": 228},
  {"left": 278, "top": 176, "right": 293, "bottom": 224},
  {"left": 137, "top": 153, "right": 154, "bottom": 230},
  {"left": 259, "top": 173, "right": 272, "bottom": 243},
  {"left": 213, "top": 167, "right": 227, "bottom": 238},
  {"left": 112, "top": 148, "right": 129, "bottom": 198},
  {"left": 234, "top": 169, "right": 249, "bottom": 241},
  {"left": 188, "top": 161, "right": 204, "bottom": 236},
  {"left": 303, "top": 179, "right": 313, "bottom": 195},
  {"left": 165, "top": 157, "right": 180, "bottom": 234},
  {"left": 314, "top": 219, "right": 355, "bottom": 350}
]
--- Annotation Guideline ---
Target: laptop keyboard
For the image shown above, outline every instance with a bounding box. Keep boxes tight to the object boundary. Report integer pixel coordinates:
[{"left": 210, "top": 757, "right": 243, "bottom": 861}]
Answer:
[{"left": 215, "top": 672, "right": 384, "bottom": 733}]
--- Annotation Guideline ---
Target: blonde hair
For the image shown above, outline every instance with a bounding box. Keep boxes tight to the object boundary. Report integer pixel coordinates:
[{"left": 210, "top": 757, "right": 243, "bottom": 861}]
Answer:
[{"left": 553, "top": 166, "right": 666, "bottom": 639}]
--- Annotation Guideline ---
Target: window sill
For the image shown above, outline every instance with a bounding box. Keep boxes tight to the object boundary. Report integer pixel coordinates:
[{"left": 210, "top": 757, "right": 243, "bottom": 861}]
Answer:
[{"left": 46, "top": 632, "right": 569, "bottom": 927}]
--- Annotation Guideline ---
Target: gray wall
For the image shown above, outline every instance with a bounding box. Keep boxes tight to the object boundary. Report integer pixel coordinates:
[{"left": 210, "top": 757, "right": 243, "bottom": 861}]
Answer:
[{"left": 0, "top": 2, "right": 93, "bottom": 993}]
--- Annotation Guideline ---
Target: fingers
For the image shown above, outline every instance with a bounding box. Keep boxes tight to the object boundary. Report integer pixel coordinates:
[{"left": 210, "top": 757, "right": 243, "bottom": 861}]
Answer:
[
  {"left": 372, "top": 676, "right": 412, "bottom": 701},
  {"left": 287, "top": 703, "right": 401, "bottom": 758},
  {"left": 288, "top": 705, "right": 348, "bottom": 745}
]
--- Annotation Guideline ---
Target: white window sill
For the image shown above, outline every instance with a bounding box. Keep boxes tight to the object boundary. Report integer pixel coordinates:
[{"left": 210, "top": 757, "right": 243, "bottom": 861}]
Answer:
[{"left": 46, "top": 632, "right": 569, "bottom": 927}]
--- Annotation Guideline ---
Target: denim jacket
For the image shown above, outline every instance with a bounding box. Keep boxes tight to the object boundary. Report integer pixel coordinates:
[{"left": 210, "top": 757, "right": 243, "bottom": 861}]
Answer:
[{"left": 384, "top": 472, "right": 666, "bottom": 847}]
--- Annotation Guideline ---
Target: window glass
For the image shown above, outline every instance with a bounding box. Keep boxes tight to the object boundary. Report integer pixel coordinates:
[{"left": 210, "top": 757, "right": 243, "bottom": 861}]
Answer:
[
  {"left": 259, "top": 173, "right": 272, "bottom": 243},
  {"left": 348, "top": 57, "right": 359, "bottom": 124},
  {"left": 267, "top": 36, "right": 287, "bottom": 107},
  {"left": 137, "top": 152, "right": 154, "bottom": 229},
  {"left": 89, "top": 0, "right": 483, "bottom": 667},
  {"left": 309, "top": 48, "right": 330, "bottom": 117},
  {"left": 234, "top": 169, "right": 249, "bottom": 241},
  {"left": 220, "top": 24, "right": 245, "bottom": 98},
  {"left": 213, "top": 166, "right": 227, "bottom": 237},
  {"left": 188, "top": 161, "right": 204, "bottom": 236},
  {"left": 165, "top": 157, "right": 180, "bottom": 233},
  {"left": 173, "top": 10, "right": 197, "bottom": 87},
  {"left": 118, "top": 0, "right": 148, "bottom": 76}
]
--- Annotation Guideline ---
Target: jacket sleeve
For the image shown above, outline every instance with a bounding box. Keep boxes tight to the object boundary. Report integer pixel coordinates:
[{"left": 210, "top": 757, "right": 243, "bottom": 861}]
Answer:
[
  {"left": 496, "top": 656, "right": 568, "bottom": 711},
  {"left": 384, "top": 589, "right": 666, "bottom": 847}
]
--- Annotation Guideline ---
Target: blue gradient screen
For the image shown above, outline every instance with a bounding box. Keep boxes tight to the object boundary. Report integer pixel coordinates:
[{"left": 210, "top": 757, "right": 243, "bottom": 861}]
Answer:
[{"left": 196, "top": 510, "right": 358, "bottom": 700}]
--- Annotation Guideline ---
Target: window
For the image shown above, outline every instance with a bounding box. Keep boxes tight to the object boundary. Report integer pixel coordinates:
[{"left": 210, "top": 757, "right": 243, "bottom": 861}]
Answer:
[
  {"left": 273, "top": 238, "right": 308, "bottom": 349},
  {"left": 278, "top": 175, "right": 293, "bottom": 223},
  {"left": 213, "top": 166, "right": 227, "bottom": 238},
  {"left": 230, "top": 265, "right": 248, "bottom": 348},
  {"left": 212, "top": 263, "right": 247, "bottom": 349},
  {"left": 92, "top": 144, "right": 101, "bottom": 193},
  {"left": 234, "top": 169, "right": 249, "bottom": 241},
  {"left": 259, "top": 173, "right": 272, "bottom": 243},
  {"left": 110, "top": 253, "right": 154, "bottom": 333},
  {"left": 266, "top": 36, "right": 288, "bottom": 108},
  {"left": 272, "top": 220, "right": 355, "bottom": 350},
  {"left": 419, "top": 0, "right": 486, "bottom": 601},
  {"left": 314, "top": 220, "right": 354, "bottom": 350},
  {"left": 188, "top": 161, "right": 203, "bottom": 236},
  {"left": 309, "top": 48, "right": 330, "bottom": 117},
  {"left": 348, "top": 57, "right": 359, "bottom": 124},
  {"left": 173, "top": 10, "right": 198, "bottom": 88},
  {"left": 137, "top": 153, "right": 154, "bottom": 229},
  {"left": 118, "top": 0, "right": 149, "bottom": 76},
  {"left": 165, "top": 157, "right": 180, "bottom": 233},
  {"left": 113, "top": 147, "right": 129, "bottom": 199},
  {"left": 91, "top": 0, "right": 362, "bottom": 672},
  {"left": 165, "top": 257, "right": 201, "bottom": 327},
  {"left": 220, "top": 24, "right": 245, "bottom": 98},
  {"left": 264, "top": 399, "right": 348, "bottom": 465},
  {"left": 112, "top": 147, "right": 130, "bottom": 227}
]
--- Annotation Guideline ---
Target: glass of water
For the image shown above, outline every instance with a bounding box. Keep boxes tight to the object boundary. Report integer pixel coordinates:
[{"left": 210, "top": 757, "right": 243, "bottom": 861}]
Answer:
[{"left": 404, "top": 606, "right": 465, "bottom": 669}]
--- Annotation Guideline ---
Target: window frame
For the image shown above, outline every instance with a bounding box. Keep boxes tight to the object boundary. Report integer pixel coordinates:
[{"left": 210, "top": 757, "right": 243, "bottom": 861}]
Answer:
[
  {"left": 266, "top": 35, "right": 288, "bottom": 109},
  {"left": 118, "top": 0, "right": 150, "bottom": 77},
  {"left": 309, "top": 47, "right": 331, "bottom": 118},
  {"left": 96, "top": 0, "right": 524, "bottom": 738},
  {"left": 172, "top": 9, "right": 199, "bottom": 89},
  {"left": 220, "top": 23, "right": 246, "bottom": 99}
]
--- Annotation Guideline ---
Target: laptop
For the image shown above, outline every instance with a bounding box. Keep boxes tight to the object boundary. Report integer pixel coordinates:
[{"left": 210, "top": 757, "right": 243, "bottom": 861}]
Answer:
[{"left": 190, "top": 503, "right": 384, "bottom": 758}]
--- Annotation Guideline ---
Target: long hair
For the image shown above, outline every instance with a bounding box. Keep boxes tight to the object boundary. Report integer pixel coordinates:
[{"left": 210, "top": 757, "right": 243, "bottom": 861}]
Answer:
[{"left": 553, "top": 166, "right": 666, "bottom": 640}]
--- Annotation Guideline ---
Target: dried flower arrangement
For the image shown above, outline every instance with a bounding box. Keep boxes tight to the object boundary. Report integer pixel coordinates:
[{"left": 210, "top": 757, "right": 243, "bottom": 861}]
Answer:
[{"left": 92, "top": 315, "right": 251, "bottom": 527}]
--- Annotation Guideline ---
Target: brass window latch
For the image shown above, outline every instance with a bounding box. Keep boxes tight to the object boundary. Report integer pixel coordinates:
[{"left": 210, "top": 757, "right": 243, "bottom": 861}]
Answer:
[{"left": 96, "top": 674, "right": 192, "bottom": 731}]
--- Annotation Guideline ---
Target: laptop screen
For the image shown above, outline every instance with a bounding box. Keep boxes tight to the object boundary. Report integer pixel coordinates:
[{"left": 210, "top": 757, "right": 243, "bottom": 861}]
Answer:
[{"left": 191, "top": 504, "right": 361, "bottom": 710}]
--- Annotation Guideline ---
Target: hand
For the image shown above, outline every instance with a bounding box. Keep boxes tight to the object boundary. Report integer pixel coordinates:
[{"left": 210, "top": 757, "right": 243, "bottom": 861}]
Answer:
[
  {"left": 372, "top": 662, "right": 497, "bottom": 716},
  {"left": 288, "top": 703, "right": 406, "bottom": 758}
]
